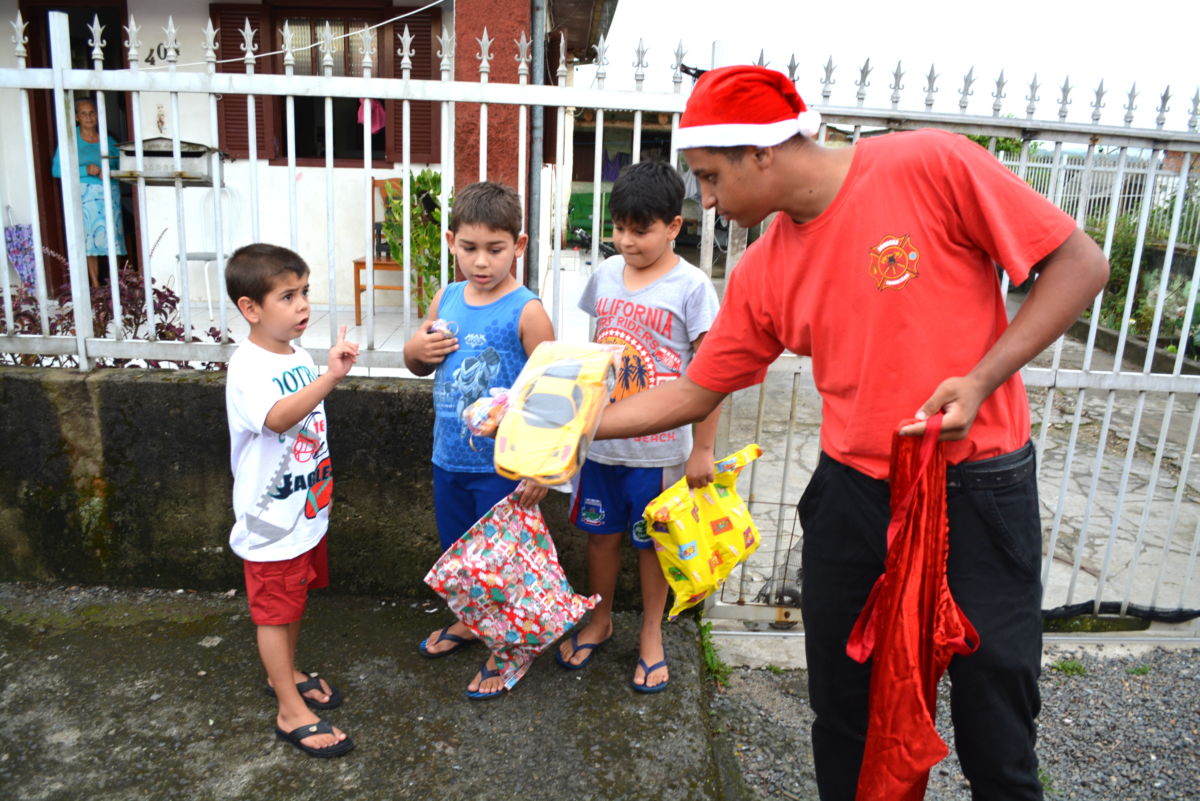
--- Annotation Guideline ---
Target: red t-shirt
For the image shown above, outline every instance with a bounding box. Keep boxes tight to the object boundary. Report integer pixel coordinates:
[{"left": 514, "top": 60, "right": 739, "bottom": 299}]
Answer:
[{"left": 688, "top": 129, "right": 1077, "bottom": 479}]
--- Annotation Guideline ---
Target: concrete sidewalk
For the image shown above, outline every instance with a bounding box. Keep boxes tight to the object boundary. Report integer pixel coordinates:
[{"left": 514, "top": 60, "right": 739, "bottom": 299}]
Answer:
[{"left": 0, "top": 583, "right": 744, "bottom": 801}]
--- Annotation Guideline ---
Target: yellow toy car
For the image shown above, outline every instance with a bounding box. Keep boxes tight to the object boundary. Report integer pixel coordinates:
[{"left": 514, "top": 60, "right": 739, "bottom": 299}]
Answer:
[{"left": 494, "top": 342, "right": 618, "bottom": 485}]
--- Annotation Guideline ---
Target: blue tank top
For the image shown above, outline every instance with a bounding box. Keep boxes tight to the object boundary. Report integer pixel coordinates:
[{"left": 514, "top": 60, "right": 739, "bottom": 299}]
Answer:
[{"left": 432, "top": 281, "right": 539, "bottom": 471}]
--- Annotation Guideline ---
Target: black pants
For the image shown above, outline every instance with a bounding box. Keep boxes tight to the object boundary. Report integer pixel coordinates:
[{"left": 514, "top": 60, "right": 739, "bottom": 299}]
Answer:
[{"left": 799, "top": 443, "right": 1044, "bottom": 801}]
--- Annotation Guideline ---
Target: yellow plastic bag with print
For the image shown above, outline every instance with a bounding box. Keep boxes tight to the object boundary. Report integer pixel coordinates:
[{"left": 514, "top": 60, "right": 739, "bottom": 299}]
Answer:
[{"left": 643, "top": 444, "right": 763, "bottom": 620}]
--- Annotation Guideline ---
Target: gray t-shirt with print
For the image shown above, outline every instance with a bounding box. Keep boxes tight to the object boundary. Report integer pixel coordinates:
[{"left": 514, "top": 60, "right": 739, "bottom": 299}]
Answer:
[{"left": 578, "top": 254, "right": 720, "bottom": 467}]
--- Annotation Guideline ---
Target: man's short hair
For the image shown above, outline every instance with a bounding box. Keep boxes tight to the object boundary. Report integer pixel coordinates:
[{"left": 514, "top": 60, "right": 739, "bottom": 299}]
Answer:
[
  {"left": 225, "top": 243, "right": 310, "bottom": 304},
  {"left": 449, "top": 181, "right": 523, "bottom": 239},
  {"left": 608, "top": 161, "right": 685, "bottom": 227},
  {"left": 703, "top": 131, "right": 810, "bottom": 162}
]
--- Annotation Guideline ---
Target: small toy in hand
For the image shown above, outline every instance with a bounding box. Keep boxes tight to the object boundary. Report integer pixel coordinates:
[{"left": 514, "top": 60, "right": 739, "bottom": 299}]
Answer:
[
  {"left": 429, "top": 318, "right": 458, "bottom": 338},
  {"left": 463, "top": 387, "right": 509, "bottom": 439}
]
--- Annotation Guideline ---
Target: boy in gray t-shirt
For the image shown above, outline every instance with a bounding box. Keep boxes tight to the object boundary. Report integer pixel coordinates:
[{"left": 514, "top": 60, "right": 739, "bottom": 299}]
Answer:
[{"left": 557, "top": 161, "right": 721, "bottom": 693}]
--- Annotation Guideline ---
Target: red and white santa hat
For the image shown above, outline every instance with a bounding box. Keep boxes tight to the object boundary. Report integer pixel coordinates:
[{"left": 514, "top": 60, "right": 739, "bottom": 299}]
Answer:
[{"left": 677, "top": 65, "right": 822, "bottom": 149}]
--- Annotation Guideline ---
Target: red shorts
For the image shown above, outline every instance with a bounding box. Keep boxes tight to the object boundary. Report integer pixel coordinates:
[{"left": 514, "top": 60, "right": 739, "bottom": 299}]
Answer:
[{"left": 243, "top": 536, "right": 329, "bottom": 626}]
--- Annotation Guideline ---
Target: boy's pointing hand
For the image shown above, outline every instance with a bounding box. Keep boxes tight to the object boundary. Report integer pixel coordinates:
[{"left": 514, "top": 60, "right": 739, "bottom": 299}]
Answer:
[{"left": 327, "top": 324, "right": 359, "bottom": 378}]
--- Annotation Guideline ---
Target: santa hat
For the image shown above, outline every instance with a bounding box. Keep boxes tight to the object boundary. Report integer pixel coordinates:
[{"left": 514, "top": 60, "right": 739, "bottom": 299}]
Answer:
[{"left": 677, "top": 65, "right": 822, "bottom": 149}]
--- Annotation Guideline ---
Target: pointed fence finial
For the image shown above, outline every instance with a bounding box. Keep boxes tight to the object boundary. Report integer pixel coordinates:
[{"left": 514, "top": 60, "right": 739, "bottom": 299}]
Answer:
[
  {"left": 124, "top": 14, "right": 141, "bottom": 66},
  {"left": 855, "top": 58, "right": 872, "bottom": 106},
  {"left": 786, "top": 53, "right": 799, "bottom": 83},
  {"left": 992, "top": 70, "right": 1007, "bottom": 117},
  {"left": 398, "top": 25, "right": 414, "bottom": 73},
  {"left": 1057, "top": 76, "right": 1073, "bottom": 121},
  {"left": 557, "top": 32, "right": 567, "bottom": 83},
  {"left": 11, "top": 11, "right": 28, "bottom": 60},
  {"left": 515, "top": 30, "right": 531, "bottom": 80},
  {"left": 924, "top": 64, "right": 939, "bottom": 111},
  {"left": 476, "top": 27, "right": 493, "bottom": 77},
  {"left": 958, "top": 66, "right": 976, "bottom": 113},
  {"left": 1025, "top": 73, "right": 1040, "bottom": 119},
  {"left": 1156, "top": 86, "right": 1171, "bottom": 129},
  {"left": 755, "top": 48, "right": 767, "bottom": 68},
  {"left": 88, "top": 15, "right": 105, "bottom": 63},
  {"left": 1188, "top": 90, "right": 1199, "bottom": 132},
  {"left": 201, "top": 19, "right": 218, "bottom": 67},
  {"left": 358, "top": 25, "right": 375, "bottom": 73},
  {"left": 320, "top": 22, "right": 334, "bottom": 73},
  {"left": 593, "top": 33, "right": 608, "bottom": 84},
  {"left": 633, "top": 38, "right": 648, "bottom": 88},
  {"left": 890, "top": 61, "right": 905, "bottom": 110},
  {"left": 1124, "top": 83, "right": 1138, "bottom": 126},
  {"left": 280, "top": 20, "right": 294, "bottom": 70},
  {"left": 672, "top": 42, "right": 685, "bottom": 92},
  {"left": 239, "top": 18, "right": 258, "bottom": 67},
  {"left": 821, "top": 56, "right": 836, "bottom": 103},
  {"left": 1091, "top": 79, "right": 1106, "bottom": 124},
  {"left": 437, "top": 29, "right": 454, "bottom": 74},
  {"left": 163, "top": 16, "right": 178, "bottom": 65}
]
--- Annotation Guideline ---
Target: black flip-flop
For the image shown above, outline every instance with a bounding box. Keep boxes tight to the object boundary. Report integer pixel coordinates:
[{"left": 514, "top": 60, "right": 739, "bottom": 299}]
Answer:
[
  {"left": 465, "top": 661, "right": 506, "bottom": 700},
  {"left": 274, "top": 719, "right": 355, "bottom": 758},
  {"left": 631, "top": 657, "right": 670, "bottom": 694},
  {"left": 263, "top": 671, "right": 343, "bottom": 710},
  {"left": 419, "top": 625, "right": 476, "bottom": 658},
  {"left": 554, "top": 631, "right": 611, "bottom": 671}
]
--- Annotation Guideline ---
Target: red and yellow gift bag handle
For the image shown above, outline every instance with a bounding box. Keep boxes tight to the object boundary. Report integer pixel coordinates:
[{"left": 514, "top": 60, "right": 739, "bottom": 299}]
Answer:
[{"left": 642, "top": 444, "right": 764, "bottom": 620}]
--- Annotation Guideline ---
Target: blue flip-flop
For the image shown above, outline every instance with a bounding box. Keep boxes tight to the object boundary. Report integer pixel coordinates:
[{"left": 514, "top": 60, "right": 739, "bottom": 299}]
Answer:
[
  {"left": 465, "top": 661, "right": 506, "bottom": 700},
  {"left": 631, "top": 657, "right": 670, "bottom": 693},
  {"left": 554, "top": 631, "right": 611, "bottom": 671},
  {"left": 419, "top": 625, "right": 476, "bottom": 659}
]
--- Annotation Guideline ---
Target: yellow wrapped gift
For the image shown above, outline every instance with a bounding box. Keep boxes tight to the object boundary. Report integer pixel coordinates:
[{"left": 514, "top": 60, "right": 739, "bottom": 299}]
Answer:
[{"left": 643, "top": 444, "right": 763, "bottom": 620}]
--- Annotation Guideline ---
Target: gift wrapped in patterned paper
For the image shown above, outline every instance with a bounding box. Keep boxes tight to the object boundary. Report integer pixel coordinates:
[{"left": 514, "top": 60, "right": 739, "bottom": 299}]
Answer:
[
  {"left": 424, "top": 488, "right": 599, "bottom": 689},
  {"left": 643, "top": 444, "right": 764, "bottom": 620}
]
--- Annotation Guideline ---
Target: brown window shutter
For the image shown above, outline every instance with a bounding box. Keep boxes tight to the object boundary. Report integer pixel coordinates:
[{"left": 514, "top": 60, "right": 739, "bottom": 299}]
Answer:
[
  {"left": 388, "top": 10, "right": 441, "bottom": 166},
  {"left": 211, "top": 4, "right": 272, "bottom": 160}
]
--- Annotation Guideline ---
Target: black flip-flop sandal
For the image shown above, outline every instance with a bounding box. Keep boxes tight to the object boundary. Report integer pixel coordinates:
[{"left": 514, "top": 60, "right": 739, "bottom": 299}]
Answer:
[
  {"left": 274, "top": 719, "right": 355, "bottom": 758},
  {"left": 263, "top": 671, "right": 343, "bottom": 710},
  {"left": 419, "top": 624, "right": 476, "bottom": 658}
]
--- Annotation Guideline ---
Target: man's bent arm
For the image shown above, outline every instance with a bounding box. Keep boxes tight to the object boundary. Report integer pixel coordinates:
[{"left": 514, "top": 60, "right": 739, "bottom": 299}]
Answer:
[
  {"left": 905, "top": 227, "right": 1110, "bottom": 439},
  {"left": 596, "top": 376, "right": 728, "bottom": 440}
]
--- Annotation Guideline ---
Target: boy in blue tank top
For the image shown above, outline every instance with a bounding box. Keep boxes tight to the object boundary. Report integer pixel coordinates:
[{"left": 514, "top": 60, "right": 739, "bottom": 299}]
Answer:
[{"left": 403, "top": 181, "right": 555, "bottom": 699}]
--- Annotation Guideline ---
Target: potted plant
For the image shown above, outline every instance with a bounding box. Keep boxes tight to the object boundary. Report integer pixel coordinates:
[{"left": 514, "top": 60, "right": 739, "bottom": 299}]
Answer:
[{"left": 380, "top": 168, "right": 446, "bottom": 317}]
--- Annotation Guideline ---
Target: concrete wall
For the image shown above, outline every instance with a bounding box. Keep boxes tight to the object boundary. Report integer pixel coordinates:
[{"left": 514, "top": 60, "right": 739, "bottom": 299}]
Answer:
[{"left": 0, "top": 367, "right": 639, "bottom": 602}]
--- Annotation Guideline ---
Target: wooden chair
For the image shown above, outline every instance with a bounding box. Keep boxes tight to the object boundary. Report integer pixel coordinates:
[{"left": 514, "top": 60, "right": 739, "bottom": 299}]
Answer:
[{"left": 354, "top": 177, "right": 407, "bottom": 325}]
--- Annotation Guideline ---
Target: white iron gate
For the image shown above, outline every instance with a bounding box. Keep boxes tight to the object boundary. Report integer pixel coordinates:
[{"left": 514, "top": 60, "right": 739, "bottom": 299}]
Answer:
[{"left": 2, "top": 10, "right": 1200, "bottom": 631}]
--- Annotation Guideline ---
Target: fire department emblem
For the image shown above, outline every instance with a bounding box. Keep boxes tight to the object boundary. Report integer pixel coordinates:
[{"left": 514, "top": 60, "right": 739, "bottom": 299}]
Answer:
[{"left": 869, "top": 234, "right": 920, "bottom": 290}]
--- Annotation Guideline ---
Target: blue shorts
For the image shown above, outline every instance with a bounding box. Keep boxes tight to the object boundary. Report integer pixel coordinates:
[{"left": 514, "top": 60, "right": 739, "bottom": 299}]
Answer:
[
  {"left": 569, "top": 460, "right": 684, "bottom": 549},
  {"left": 432, "top": 465, "right": 520, "bottom": 551}
]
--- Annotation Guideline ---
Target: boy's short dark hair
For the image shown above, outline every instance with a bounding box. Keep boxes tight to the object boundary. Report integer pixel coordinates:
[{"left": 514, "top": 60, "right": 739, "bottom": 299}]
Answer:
[
  {"left": 448, "top": 181, "right": 523, "bottom": 240},
  {"left": 608, "top": 161, "right": 685, "bottom": 227},
  {"left": 225, "top": 243, "right": 310, "bottom": 304}
]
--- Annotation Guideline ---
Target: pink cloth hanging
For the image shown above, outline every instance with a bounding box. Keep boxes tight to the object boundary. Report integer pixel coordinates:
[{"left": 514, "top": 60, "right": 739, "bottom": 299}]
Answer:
[{"left": 358, "top": 99, "right": 386, "bottom": 134}]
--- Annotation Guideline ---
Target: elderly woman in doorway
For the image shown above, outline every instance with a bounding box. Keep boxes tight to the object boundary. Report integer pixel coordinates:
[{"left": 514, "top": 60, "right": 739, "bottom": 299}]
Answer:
[{"left": 50, "top": 97, "right": 126, "bottom": 287}]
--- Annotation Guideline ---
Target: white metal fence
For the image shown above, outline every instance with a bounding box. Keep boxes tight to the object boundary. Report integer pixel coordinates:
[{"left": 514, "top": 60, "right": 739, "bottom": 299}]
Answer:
[{"left": 3, "top": 10, "right": 1200, "bottom": 631}]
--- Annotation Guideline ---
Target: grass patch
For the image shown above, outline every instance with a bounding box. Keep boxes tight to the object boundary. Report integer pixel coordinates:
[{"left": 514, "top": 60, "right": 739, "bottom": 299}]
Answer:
[
  {"left": 1043, "top": 614, "right": 1149, "bottom": 633},
  {"left": 764, "top": 664, "right": 785, "bottom": 675},
  {"left": 1039, "top": 767, "right": 1056, "bottom": 795},
  {"left": 699, "top": 620, "right": 733, "bottom": 687},
  {"left": 1049, "top": 658, "right": 1087, "bottom": 677},
  {"left": 1126, "top": 664, "right": 1152, "bottom": 676}
]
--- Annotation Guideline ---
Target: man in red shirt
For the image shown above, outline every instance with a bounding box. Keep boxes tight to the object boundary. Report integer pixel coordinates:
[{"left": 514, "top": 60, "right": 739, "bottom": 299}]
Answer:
[{"left": 595, "top": 65, "right": 1109, "bottom": 800}]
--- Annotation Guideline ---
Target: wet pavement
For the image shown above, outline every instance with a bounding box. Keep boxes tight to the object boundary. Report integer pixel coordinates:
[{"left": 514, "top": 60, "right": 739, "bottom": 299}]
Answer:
[{"left": 0, "top": 582, "right": 743, "bottom": 801}]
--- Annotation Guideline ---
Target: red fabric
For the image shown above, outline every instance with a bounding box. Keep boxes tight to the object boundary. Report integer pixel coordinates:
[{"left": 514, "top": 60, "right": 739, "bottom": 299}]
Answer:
[
  {"left": 845, "top": 416, "right": 979, "bottom": 801},
  {"left": 243, "top": 535, "right": 329, "bottom": 626},
  {"left": 686, "top": 129, "right": 1077, "bottom": 478},
  {"left": 680, "top": 65, "right": 807, "bottom": 126}
]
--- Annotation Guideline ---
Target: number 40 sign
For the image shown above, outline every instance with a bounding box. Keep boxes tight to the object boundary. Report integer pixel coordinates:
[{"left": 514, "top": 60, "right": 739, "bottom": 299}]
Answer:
[{"left": 144, "top": 42, "right": 182, "bottom": 66}]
